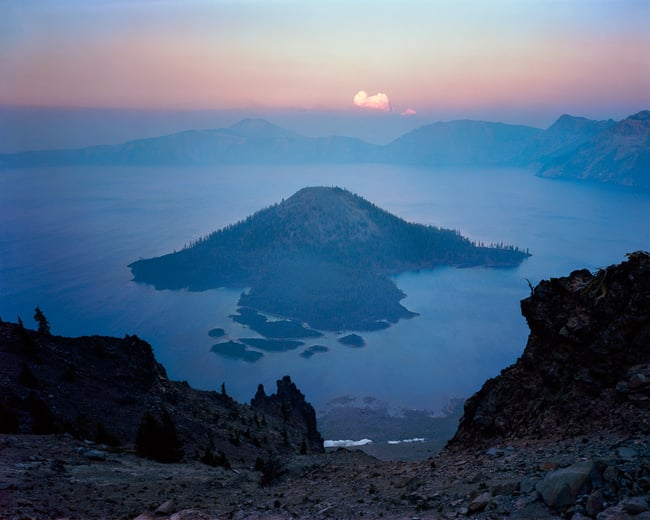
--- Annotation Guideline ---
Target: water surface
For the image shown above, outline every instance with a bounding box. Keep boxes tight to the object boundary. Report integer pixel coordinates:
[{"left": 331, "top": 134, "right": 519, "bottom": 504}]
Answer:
[{"left": 1, "top": 164, "right": 648, "bottom": 412}]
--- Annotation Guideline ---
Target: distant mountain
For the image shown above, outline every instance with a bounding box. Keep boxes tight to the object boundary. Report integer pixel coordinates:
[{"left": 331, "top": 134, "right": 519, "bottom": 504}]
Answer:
[
  {"left": 2, "top": 111, "right": 648, "bottom": 188},
  {"left": 383, "top": 119, "right": 542, "bottom": 167},
  {"left": 0, "top": 118, "right": 378, "bottom": 167},
  {"left": 130, "top": 187, "right": 530, "bottom": 331},
  {"left": 537, "top": 111, "right": 650, "bottom": 188},
  {"left": 523, "top": 114, "right": 616, "bottom": 165}
]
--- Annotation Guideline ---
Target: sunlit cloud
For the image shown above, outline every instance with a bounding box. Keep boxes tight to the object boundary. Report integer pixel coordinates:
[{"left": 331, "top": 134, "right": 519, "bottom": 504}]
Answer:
[
  {"left": 400, "top": 108, "right": 417, "bottom": 116},
  {"left": 353, "top": 90, "right": 392, "bottom": 112}
]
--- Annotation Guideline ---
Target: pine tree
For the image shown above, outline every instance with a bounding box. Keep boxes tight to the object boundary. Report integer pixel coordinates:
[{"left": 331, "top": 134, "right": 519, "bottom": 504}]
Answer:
[{"left": 33, "top": 306, "right": 50, "bottom": 335}]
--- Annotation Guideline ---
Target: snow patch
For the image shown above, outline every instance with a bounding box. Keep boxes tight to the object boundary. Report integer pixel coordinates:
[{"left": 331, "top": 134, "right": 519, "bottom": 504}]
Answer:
[
  {"left": 324, "top": 439, "right": 373, "bottom": 448},
  {"left": 387, "top": 438, "right": 426, "bottom": 445}
]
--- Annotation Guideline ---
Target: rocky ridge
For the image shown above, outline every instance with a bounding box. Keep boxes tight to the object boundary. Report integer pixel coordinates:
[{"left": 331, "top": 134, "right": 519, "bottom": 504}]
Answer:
[{"left": 0, "top": 323, "right": 324, "bottom": 467}]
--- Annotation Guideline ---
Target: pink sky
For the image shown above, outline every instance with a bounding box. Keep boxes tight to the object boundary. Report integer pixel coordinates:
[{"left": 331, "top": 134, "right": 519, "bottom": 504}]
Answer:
[{"left": 1, "top": 1, "right": 648, "bottom": 124}]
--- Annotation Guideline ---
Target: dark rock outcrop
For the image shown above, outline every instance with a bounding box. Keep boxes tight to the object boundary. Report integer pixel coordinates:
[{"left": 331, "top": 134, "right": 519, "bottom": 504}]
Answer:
[
  {"left": 0, "top": 322, "right": 323, "bottom": 464},
  {"left": 449, "top": 251, "right": 650, "bottom": 448},
  {"left": 251, "top": 376, "right": 324, "bottom": 452}
]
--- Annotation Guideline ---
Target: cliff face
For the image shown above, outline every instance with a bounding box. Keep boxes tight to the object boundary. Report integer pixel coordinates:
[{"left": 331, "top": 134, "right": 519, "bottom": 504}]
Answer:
[
  {"left": 0, "top": 323, "right": 324, "bottom": 464},
  {"left": 450, "top": 251, "right": 650, "bottom": 448}
]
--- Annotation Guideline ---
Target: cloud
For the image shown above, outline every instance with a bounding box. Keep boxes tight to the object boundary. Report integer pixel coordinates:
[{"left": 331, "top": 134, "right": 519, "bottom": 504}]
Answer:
[
  {"left": 353, "top": 90, "right": 392, "bottom": 112},
  {"left": 400, "top": 108, "right": 417, "bottom": 116}
]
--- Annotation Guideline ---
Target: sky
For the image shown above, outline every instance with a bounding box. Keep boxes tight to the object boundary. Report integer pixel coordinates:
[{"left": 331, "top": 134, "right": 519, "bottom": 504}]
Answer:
[{"left": 1, "top": 0, "right": 649, "bottom": 145}]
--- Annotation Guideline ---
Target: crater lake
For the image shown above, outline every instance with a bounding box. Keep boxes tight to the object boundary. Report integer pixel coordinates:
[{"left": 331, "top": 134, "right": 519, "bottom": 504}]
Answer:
[{"left": 1, "top": 164, "right": 648, "bottom": 414}]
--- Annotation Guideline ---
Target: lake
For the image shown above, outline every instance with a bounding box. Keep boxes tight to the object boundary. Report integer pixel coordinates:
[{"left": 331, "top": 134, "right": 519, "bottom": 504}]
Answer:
[{"left": 1, "top": 164, "right": 648, "bottom": 415}]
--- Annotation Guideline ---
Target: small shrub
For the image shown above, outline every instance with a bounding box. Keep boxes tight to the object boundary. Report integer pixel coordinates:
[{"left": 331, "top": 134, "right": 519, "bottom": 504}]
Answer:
[
  {"left": 90, "top": 341, "right": 106, "bottom": 357},
  {"left": 0, "top": 399, "right": 19, "bottom": 433},
  {"left": 17, "top": 321, "right": 38, "bottom": 357},
  {"left": 19, "top": 363, "right": 38, "bottom": 388},
  {"left": 61, "top": 365, "right": 76, "bottom": 383},
  {"left": 27, "top": 391, "right": 58, "bottom": 434},
  {"left": 229, "top": 431, "right": 241, "bottom": 446},
  {"left": 201, "top": 445, "right": 231, "bottom": 469},
  {"left": 135, "top": 410, "right": 184, "bottom": 462},
  {"left": 257, "top": 456, "right": 285, "bottom": 487},
  {"left": 95, "top": 422, "right": 120, "bottom": 446},
  {"left": 254, "top": 457, "right": 265, "bottom": 471}
]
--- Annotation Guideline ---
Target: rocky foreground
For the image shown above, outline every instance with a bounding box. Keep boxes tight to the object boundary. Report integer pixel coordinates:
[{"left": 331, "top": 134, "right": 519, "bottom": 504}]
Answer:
[
  {"left": 1, "top": 430, "right": 650, "bottom": 519},
  {"left": 1, "top": 252, "right": 650, "bottom": 519}
]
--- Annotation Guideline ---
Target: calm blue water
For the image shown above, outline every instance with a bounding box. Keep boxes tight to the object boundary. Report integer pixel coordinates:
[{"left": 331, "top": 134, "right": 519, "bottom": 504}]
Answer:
[{"left": 1, "top": 164, "right": 648, "bottom": 412}]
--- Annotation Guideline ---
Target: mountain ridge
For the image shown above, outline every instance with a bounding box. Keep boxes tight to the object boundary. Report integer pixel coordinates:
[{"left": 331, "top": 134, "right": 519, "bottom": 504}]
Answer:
[
  {"left": 2, "top": 110, "right": 648, "bottom": 187},
  {"left": 383, "top": 119, "right": 543, "bottom": 167},
  {"left": 538, "top": 110, "right": 650, "bottom": 188},
  {"left": 0, "top": 118, "right": 377, "bottom": 167}
]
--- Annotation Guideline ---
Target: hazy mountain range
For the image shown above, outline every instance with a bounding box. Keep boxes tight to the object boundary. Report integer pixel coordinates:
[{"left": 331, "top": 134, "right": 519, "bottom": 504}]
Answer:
[{"left": 2, "top": 110, "right": 648, "bottom": 188}]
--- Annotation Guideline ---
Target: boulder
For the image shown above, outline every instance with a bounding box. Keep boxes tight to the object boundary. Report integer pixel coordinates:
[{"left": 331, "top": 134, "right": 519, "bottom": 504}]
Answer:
[
  {"left": 621, "top": 496, "right": 649, "bottom": 514},
  {"left": 155, "top": 499, "right": 176, "bottom": 515},
  {"left": 536, "top": 461, "right": 596, "bottom": 509},
  {"left": 468, "top": 491, "right": 492, "bottom": 513}
]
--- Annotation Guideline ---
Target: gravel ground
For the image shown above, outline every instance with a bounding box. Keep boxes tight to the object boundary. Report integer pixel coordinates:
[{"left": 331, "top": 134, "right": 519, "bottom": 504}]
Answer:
[{"left": 3, "top": 432, "right": 649, "bottom": 519}]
